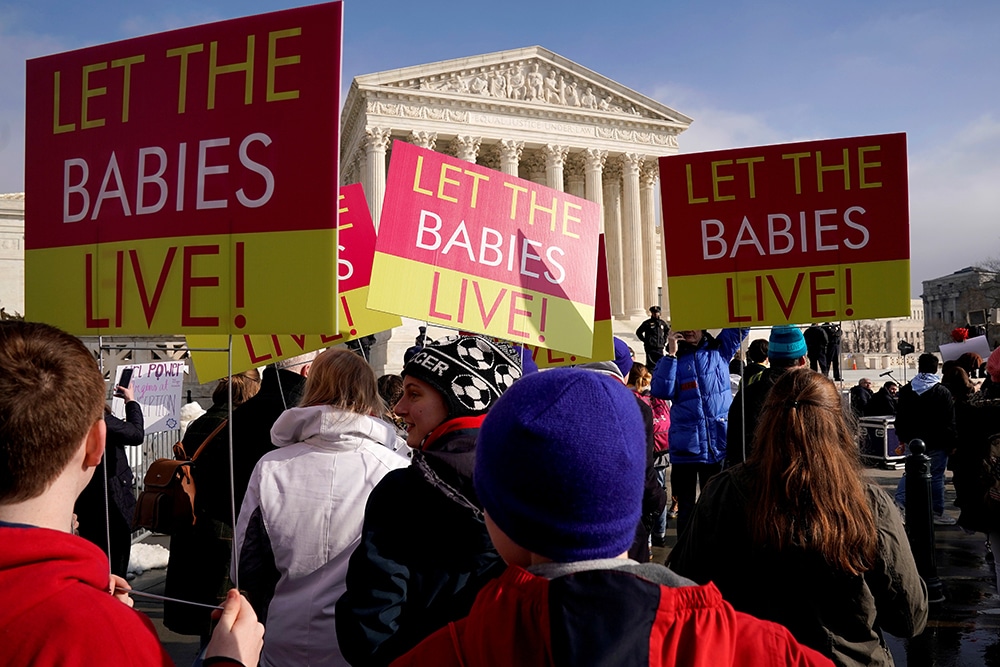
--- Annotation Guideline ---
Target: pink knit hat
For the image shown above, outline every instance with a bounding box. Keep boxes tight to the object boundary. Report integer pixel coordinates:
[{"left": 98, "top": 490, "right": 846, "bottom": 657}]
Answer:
[{"left": 988, "top": 347, "right": 1000, "bottom": 383}]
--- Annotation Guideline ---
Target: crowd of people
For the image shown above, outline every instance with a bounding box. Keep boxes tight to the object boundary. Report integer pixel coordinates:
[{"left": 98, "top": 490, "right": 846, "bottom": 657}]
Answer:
[{"left": 14, "top": 316, "right": 1000, "bottom": 666}]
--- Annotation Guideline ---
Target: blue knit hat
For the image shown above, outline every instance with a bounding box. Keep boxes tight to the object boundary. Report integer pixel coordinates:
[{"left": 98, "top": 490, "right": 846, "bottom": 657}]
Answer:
[
  {"left": 613, "top": 337, "right": 633, "bottom": 379},
  {"left": 475, "top": 368, "right": 646, "bottom": 562},
  {"left": 769, "top": 325, "right": 808, "bottom": 361}
]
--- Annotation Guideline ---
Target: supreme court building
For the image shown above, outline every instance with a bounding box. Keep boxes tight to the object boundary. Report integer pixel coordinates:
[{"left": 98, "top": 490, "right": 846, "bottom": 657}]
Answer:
[{"left": 339, "top": 46, "right": 692, "bottom": 371}]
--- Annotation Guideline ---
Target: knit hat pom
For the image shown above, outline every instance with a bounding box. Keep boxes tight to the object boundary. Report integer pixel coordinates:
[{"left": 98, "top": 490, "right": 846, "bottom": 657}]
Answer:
[
  {"left": 475, "top": 368, "right": 646, "bottom": 562},
  {"left": 768, "top": 325, "right": 808, "bottom": 361}
]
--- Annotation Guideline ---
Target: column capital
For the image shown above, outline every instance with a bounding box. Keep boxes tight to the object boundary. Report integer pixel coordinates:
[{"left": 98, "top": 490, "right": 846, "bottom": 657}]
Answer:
[
  {"left": 603, "top": 155, "right": 623, "bottom": 182},
  {"left": 564, "top": 153, "right": 586, "bottom": 181},
  {"left": 523, "top": 152, "right": 546, "bottom": 178},
  {"left": 640, "top": 160, "right": 658, "bottom": 188},
  {"left": 364, "top": 126, "right": 392, "bottom": 152},
  {"left": 499, "top": 138, "right": 524, "bottom": 162},
  {"left": 584, "top": 148, "right": 607, "bottom": 171},
  {"left": 407, "top": 130, "right": 437, "bottom": 150},
  {"left": 542, "top": 144, "right": 570, "bottom": 167},
  {"left": 621, "top": 152, "right": 643, "bottom": 175},
  {"left": 451, "top": 135, "right": 482, "bottom": 162}
]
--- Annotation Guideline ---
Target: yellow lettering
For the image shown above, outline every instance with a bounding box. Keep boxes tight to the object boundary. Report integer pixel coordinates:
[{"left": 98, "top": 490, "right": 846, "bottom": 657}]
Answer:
[
  {"left": 166, "top": 44, "right": 205, "bottom": 114},
  {"left": 561, "top": 201, "right": 582, "bottom": 239},
  {"left": 815, "top": 148, "right": 850, "bottom": 193},
  {"left": 266, "top": 28, "right": 301, "bottom": 102},
  {"left": 437, "top": 163, "right": 462, "bottom": 203},
  {"left": 529, "top": 191, "right": 558, "bottom": 232},
  {"left": 858, "top": 145, "right": 882, "bottom": 189},
  {"left": 338, "top": 192, "right": 349, "bottom": 215},
  {"left": 52, "top": 71, "right": 76, "bottom": 134},
  {"left": 782, "top": 152, "right": 811, "bottom": 195},
  {"left": 110, "top": 55, "right": 145, "bottom": 123},
  {"left": 208, "top": 35, "right": 255, "bottom": 110},
  {"left": 711, "top": 159, "right": 735, "bottom": 202},
  {"left": 735, "top": 156, "right": 765, "bottom": 199},
  {"left": 463, "top": 169, "right": 490, "bottom": 208},
  {"left": 81, "top": 62, "right": 107, "bottom": 130},
  {"left": 412, "top": 156, "right": 434, "bottom": 196},
  {"left": 504, "top": 182, "right": 528, "bottom": 219},
  {"left": 685, "top": 164, "right": 708, "bottom": 204}
]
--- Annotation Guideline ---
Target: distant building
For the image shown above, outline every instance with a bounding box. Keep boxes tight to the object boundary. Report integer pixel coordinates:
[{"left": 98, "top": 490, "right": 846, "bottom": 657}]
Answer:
[
  {"left": 922, "top": 267, "right": 1000, "bottom": 352},
  {"left": 0, "top": 193, "right": 24, "bottom": 317},
  {"left": 843, "top": 298, "right": 923, "bottom": 354}
]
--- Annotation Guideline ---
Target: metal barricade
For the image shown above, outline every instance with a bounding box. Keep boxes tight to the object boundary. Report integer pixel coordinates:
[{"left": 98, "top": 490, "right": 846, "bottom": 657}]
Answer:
[{"left": 128, "top": 428, "right": 180, "bottom": 542}]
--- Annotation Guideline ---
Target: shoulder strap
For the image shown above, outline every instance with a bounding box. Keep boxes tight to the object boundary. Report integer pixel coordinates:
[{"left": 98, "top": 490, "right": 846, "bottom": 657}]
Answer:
[{"left": 190, "top": 419, "right": 229, "bottom": 462}]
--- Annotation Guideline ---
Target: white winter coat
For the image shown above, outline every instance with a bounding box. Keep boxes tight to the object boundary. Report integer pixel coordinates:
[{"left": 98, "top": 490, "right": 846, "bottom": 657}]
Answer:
[{"left": 234, "top": 405, "right": 409, "bottom": 667}]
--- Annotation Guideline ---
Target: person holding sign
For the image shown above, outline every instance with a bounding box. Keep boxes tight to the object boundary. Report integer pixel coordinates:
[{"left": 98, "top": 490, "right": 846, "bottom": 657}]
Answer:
[
  {"left": 0, "top": 321, "right": 263, "bottom": 667},
  {"left": 650, "top": 327, "right": 748, "bottom": 535},
  {"left": 74, "top": 373, "right": 144, "bottom": 578},
  {"left": 337, "top": 335, "right": 520, "bottom": 666}
]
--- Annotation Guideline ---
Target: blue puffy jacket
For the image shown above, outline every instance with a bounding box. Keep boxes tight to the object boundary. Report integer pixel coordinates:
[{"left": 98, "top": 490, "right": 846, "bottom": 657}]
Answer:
[{"left": 650, "top": 329, "right": 747, "bottom": 465}]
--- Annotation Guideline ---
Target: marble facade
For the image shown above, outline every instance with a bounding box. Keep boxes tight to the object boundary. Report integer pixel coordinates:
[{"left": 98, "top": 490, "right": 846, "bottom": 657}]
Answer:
[{"left": 339, "top": 46, "right": 691, "bottom": 372}]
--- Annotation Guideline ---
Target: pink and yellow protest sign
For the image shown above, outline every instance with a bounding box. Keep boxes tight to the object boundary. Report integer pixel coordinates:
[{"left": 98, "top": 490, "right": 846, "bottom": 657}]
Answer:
[
  {"left": 24, "top": 2, "right": 343, "bottom": 335},
  {"left": 188, "top": 183, "right": 402, "bottom": 382},
  {"left": 659, "top": 133, "right": 910, "bottom": 330},
  {"left": 368, "top": 141, "right": 601, "bottom": 357},
  {"left": 525, "top": 234, "right": 613, "bottom": 367}
]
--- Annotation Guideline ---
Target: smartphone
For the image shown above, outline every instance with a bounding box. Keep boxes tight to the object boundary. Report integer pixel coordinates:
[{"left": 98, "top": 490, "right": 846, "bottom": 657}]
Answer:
[{"left": 116, "top": 368, "right": 134, "bottom": 396}]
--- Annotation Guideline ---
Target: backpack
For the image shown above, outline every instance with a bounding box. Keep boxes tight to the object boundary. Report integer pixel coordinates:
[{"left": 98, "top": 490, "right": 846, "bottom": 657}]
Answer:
[
  {"left": 133, "top": 419, "right": 227, "bottom": 534},
  {"left": 635, "top": 391, "right": 671, "bottom": 454}
]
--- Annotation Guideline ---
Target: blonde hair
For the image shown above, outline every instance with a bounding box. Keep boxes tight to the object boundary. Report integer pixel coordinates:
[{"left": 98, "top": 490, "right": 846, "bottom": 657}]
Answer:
[
  {"left": 299, "top": 348, "right": 382, "bottom": 416},
  {"left": 627, "top": 362, "right": 651, "bottom": 392}
]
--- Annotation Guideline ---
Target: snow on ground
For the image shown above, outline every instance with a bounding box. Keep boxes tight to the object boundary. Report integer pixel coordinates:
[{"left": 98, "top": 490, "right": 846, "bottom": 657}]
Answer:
[{"left": 128, "top": 542, "right": 169, "bottom": 578}]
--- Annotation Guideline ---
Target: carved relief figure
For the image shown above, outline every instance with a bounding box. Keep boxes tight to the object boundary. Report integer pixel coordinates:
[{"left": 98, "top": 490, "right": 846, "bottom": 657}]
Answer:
[
  {"left": 447, "top": 75, "right": 469, "bottom": 93},
  {"left": 508, "top": 66, "right": 526, "bottom": 100},
  {"left": 470, "top": 73, "right": 488, "bottom": 95},
  {"left": 580, "top": 87, "right": 597, "bottom": 109},
  {"left": 526, "top": 63, "right": 543, "bottom": 101},
  {"left": 566, "top": 81, "right": 580, "bottom": 107},
  {"left": 598, "top": 96, "right": 611, "bottom": 111},
  {"left": 489, "top": 70, "right": 507, "bottom": 98},
  {"left": 544, "top": 69, "right": 561, "bottom": 104}
]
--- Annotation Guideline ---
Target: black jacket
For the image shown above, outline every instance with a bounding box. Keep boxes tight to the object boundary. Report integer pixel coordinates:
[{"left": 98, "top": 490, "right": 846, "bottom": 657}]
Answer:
[
  {"left": 635, "top": 317, "right": 669, "bottom": 352},
  {"left": 336, "top": 422, "right": 505, "bottom": 667},
  {"left": 863, "top": 387, "right": 897, "bottom": 417},
  {"left": 894, "top": 382, "right": 956, "bottom": 452},
  {"left": 727, "top": 367, "right": 784, "bottom": 467},
  {"left": 76, "top": 402, "right": 144, "bottom": 527},
  {"left": 195, "top": 366, "right": 306, "bottom": 526}
]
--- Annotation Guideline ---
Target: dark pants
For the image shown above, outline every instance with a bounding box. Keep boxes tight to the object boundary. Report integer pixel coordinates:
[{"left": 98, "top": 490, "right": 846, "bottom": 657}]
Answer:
[
  {"left": 827, "top": 343, "right": 842, "bottom": 380},
  {"left": 808, "top": 351, "right": 829, "bottom": 375},
  {"left": 671, "top": 462, "right": 723, "bottom": 537},
  {"left": 77, "top": 504, "right": 132, "bottom": 578},
  {"left": 644, "top": 347, "right": 664, "bottom": 371}
]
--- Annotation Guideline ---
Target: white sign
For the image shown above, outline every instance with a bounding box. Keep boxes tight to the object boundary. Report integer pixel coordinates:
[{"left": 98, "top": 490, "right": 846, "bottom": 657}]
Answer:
[
  {"left": 113, "top": 362, "right": 187, "bottom": 434},
  {"left": 939, "top": 335, "right": 992, "bottom": 364}
]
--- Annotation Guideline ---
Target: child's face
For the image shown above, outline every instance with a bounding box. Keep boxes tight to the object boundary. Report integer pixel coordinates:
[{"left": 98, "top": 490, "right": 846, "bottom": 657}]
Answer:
[{"left": 395, "top": 376, "right": 449, "bottom": 448}]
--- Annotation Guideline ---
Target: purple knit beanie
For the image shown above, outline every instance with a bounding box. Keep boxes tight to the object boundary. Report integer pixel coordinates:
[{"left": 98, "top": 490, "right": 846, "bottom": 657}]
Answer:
[
  {"left": 612, "top": 337, "right": 633, "bottom": 379},
  {"left": 475, "top": 368, "right": 645, "bottom": 562}
]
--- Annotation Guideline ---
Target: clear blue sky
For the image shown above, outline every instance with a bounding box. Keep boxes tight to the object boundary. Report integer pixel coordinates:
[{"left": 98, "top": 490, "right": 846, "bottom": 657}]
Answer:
[{"left": 2, "top": 0, "right": 998, "bottom": 297}]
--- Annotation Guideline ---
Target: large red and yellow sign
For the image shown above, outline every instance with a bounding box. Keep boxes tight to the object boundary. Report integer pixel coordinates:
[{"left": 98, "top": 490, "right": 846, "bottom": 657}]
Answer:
[
  {"left": 368, "top": 141, "right": 601, "bottom": 357},
  {"left": 188, "top": 184, "right": 401, "bottom": 382},
  {"left": 525, "top": 234, "right": 613, "bottom": 367},
  {"left": 24, "top": 2, "right": 342, "bottom": 335},
  {"left": 660, "top": 133, "right": 910, "bottom": 329}
]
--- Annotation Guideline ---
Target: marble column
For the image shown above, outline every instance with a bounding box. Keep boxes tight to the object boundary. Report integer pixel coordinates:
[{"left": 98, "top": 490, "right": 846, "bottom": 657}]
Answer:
[
  {"left": 620, "top": 152, "right": 645, "bottom": 318},
  {"left": 564, "top": 153, "right": 586, "bottom": 199},
  {"left": 640, "top": 160, "right": 660, "bottom": 312},
  {"left": 452, "top": 135, "right": 482, "bottom": 163},
  {"left": 542, "top": 144, "right": 569, "bottom": 192},
  {"left": 524, "top": 152, "right": 546, "bottom": 185},
  {"left": 363, "top": 126, "right": 392, "bottom": 230},
  {"left": 603, "top": 158, "right": 625, "bottom": 318},
  {"left": 408, "top": 130, "right": 437, "bottom": 150},
  {"left": 584, "top": 148, "right": 607, "bottom": 231},
  {"left": 499, "top": 139, "right": 523, "bottom": 176}
]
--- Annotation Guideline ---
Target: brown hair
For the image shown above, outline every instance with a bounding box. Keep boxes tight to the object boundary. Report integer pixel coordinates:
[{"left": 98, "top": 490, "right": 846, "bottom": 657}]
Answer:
[
  {"left": 627, "top": 362, "right": 651, "bottom": 392},
  {"left": 299, "top": 348, "right": 382, "bottom": 416},
  {"left": 212, "top": 368, "right": 262, "bottom": 408},
  {"left": 0, "top": 322, "right": 105, "bottom": 502},
  {"left": 748, "top": 367, "right": 877, "bottom": 576},
  {"left": 956, "top": 352, "right": 983, "bottom": 376}
]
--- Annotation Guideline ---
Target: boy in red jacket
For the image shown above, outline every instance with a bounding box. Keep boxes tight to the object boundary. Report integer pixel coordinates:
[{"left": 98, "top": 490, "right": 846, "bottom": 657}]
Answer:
[
  {"left": 0, "top": 321, "right": 262, "bottom": 667},
  {"left": 391, "top": 367, "right": 833, "bottom": 667}
]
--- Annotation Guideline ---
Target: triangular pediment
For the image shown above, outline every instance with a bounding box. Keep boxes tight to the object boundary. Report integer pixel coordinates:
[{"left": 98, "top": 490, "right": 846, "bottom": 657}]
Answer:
[{"left": 352, "top": 46, "right": 691, "bottom": 126}]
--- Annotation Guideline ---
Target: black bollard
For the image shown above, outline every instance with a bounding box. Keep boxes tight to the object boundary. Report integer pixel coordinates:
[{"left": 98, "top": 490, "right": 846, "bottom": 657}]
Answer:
[{"left": 904, "top": 439, "right": 944, "bottom": 603}]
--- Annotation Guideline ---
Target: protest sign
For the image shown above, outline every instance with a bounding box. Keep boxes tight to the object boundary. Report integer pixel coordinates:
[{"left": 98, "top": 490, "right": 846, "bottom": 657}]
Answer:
[
  {"left": 188, "top": 183, "right": 402, "bottom": 382},
  {"left": 940, "top": 335, "right": 991, "bottom": 363},
  {"left": 525, "top": 234, "right": 613, "bottom": 367},
  {"left": 368, "top": 141, "right": 601, "bottom": 357},
  {"left": 24, "top": 2, "right": 342, "bottom": 335},
  {"left": 113, "top": 362, "right": 186, "bottom": 433},
  {"left": 660, "top": 133, "right": 910, "bottom": 329}
]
